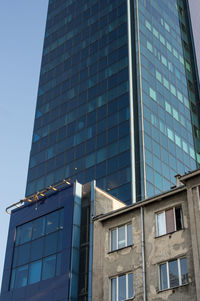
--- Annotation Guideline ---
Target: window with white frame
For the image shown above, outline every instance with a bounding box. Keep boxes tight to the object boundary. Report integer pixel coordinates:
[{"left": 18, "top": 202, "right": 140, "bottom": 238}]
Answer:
[
  {"left": 159, "top": 257, "right": 188, "bottom": 290},
  {"left": 156, "top": 207, "right": 183, "bottom": 237},
  {"left": 111, "top": 273, "right": 134, "bottom": 301},
  {"left": 110, "top": 223, "right": 132, "bottom": 251}
]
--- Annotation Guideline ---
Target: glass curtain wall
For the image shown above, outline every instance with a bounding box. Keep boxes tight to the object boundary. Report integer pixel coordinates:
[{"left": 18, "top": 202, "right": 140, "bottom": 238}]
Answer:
[
  {"left": 135, "top": 0, "right": 200, "bottom": 198},
  {"left": 26, "top": 0, "right": 132, "bottom": 204}
]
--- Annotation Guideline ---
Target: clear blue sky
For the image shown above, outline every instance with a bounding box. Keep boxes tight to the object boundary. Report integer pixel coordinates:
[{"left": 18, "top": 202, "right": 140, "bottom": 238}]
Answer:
[
  {"left": 0, "top": 1, "right": 48, "bottom": 285},
  {"left": 0, "top": 0, "right": 199, "bottom": 288}
]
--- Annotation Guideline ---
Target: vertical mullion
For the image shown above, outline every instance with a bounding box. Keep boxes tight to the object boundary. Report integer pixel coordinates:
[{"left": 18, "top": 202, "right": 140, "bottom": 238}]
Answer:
[
  {"left": 178, "top": 259, "right": 182, "bottom": 285},
  {"left": 126, "top": 274, "right": 128, "bottom": 299},
  {"left": 116, "top": 228, "right": 118, "bottom": 250},
  {"left": 117, "top": 276, "right": 118, "bottom": 301},
  {"left": 166, "top": 262, "right": 170, "bottom": 289}
]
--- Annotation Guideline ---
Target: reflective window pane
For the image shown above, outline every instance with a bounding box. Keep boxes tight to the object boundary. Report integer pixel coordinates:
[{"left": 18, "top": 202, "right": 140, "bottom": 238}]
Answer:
[
  {"left": 10, "top": 269, "right": 16, "bottom": 290},
  {"left": 59, "top": 209, "right": 64, "bottom": 229},
  {"left": 118, "top": 274, "right": 126, "bottom": 301},
  {"left": 20, "top": 222, "right": 32, "bottom": 244},
  {"left": 18, "top": 244, "right": 30, "bottom": 266},
  {"left": 111, "top": 229, "right": 117, "bottom": 251},
  {"left": 127, "top": 224, "right": 132, "bottom": 246},
  {"left": 157, "top": 212, "right": 166, "bottom": 236},
  {"left": 32, "top": 217, "right": 45, "bottom": 240},
  {"left": 30, "top": 237, "right": 44, "bottom": 261},
  {"left": 56, "top": 253, "right": 62, "bottom": 276},
  {"left": 57, "top": 231, "right": 62, "bottom": 252},
  {"left": 12, "top": 247, "right": 19, "bottom": 268},
  {"left": 42, "top": 255, "right": 56, "bottom": 280},
  {"left": 118, "top": 226, "right": 125, "bottom": 249},
  {"left": 128, "top": 273, "right": 134, "bottom": 298},
  {"left": 180, "top": 258, "right": 188, "bottom": 285},
  {"left": 11, "top": 208, "right": 64, "bottom": 289},
  {"left": 111, "top": 278, "right": 116, "bottom": 301},
  {"left": 169, "top": 260, "right": 179, "bottom": 288},
  {"left": 15, "top": 228, "right": 21, "bottom": 246},
  {"left": 46, "top": 211, "right": 59, "bottom": 234},
  {"left": 44, "top": 232, "right": 58, "bottom": 256},
  {"left": 160, "top": 263, "right": 168, "bottom": 290},
  {"left": 29, "top": 260, "right": 42, "bottom": 284},
  {"left": 15, "top": 265, "right": 28, "bottom": 288}
]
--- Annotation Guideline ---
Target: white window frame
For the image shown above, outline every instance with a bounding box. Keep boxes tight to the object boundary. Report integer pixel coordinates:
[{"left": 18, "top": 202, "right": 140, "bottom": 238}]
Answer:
[
  {"left": 159, "top": 257, "right": 188, "bottom": 291},
  {"left": 110, "top": 223, "right": 132, "bottom": 252},
  {"left": 111, "top": 273, "right": 134, "bottom": 301},
  {"left": 156, "top": 206, "right": 183, "bottom": 237}
]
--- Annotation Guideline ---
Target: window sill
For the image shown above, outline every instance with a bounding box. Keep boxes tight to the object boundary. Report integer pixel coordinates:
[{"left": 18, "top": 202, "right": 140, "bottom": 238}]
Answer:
[
  {"left": 155, "top": 228, "right": 185, "bottom": 239},
  {"left": 157, "top": 283, "right": 189, "bottom": 293},
  {"left": 108, "top": 244, "right": 133, "bottom": 254}
]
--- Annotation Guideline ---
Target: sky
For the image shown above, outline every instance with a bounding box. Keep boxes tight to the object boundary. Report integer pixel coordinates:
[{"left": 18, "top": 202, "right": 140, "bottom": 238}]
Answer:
[
  {"left": 0, "top": 1, "right": 48, "bottom": 285},
  {"left": 0, "top": 0, "right": 199, "bottom": 289}
]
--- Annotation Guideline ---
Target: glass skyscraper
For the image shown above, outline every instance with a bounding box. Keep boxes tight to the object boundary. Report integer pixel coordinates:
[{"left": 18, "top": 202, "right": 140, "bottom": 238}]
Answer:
[{"left": 26, "top": 0, "right": 200, "bottom": 203}]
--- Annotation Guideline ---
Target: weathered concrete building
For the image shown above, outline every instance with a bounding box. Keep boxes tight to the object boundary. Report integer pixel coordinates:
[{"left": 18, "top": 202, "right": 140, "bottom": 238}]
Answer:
[
  {"left": 92, "top": 169, "right": 200, "bottom": 301},
  {"left": 1, "top": 170, "right": 200, "bottom": 300}
]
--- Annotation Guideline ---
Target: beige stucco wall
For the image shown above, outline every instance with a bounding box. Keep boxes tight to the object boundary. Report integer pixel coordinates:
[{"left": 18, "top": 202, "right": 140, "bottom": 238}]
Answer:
[
  {"left": 92, "top": 209, "right": 143, "bottom": 300},
  {"left": 144, "top": 191, "right": 197, "bottom": 301},
  {"left": 92, "top": 173, "right": 200, "bottom": 300}
]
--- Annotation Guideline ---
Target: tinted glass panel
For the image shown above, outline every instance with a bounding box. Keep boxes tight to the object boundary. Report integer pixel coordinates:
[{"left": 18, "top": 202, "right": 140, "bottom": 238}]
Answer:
[
  {"left": 111, "top": 278, "right": 117, "bottom": 301},
  {"left": 128, "top": 273, "right": 134, "bottom": 298},
  {"left": 169, "top": 260, "right": 179, "bottom": 288},
  {"left": 42, "top": 255, "right": 56, "bottom": 280},
  {"left": 44, "top": 232, "right": 58, "bottom": 256},
  {"left": 127, "top": 224, "right": 132, "bottom": 246},
  {"left": 11, "top": 209, "right": 64, "bottom": 290},
  {"left": 111, "top": 229, "right": 117, "bottom": 251},
  {"left": 15, "top": 228, "right": 20, "bottom": 246},
  {"left": 56, "top": 253, "right": 62, "bottom": 276},
  {"left": 32, "top": 217, "right": 45, "bottom": 240},
  {"left": 15, "top": 265, "right": 28, "bottom": 288},
  {"left": 29, "top": 260, "right": 42, "bottom": 284},
  {"left": 46, "top": 211, "right": 59, "bottom": 234},
  {"left": 57, "top": 230, "right": 63, "bottom": 252},
  {"left": 180, "top": 258, "right": 188, "bottom": 285},
  {"left": 12, "top": 247, "right": 18, "bottom": 268},
  {"left": 30, "top": 237, "right": 44, "bottom": 261},
  {"left": 118, "top": 274, "right": 126, "bottom": 301},
  {"left": 20, "top": 222, "right": 32, "bottom": 244},
  {"left": 10, "top": 269, "right": 16, "bottom": 290},
  {"left": 18, "top": 244, "right": 30, "bottom": 266},
  {"left": 118, "top": 226, "right": 125, "bottom": 249},
  {"left": 59, "top": 209, "right": 64, "bottom": 229},
  {"left": 160, "top": 263, "right": 168, "bottom": 290}
]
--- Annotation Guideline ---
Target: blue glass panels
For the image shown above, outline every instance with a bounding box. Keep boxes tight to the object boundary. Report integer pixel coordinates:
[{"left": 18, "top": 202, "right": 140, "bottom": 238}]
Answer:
[
  {"left": 10, "top": 209, "right": 63, "bottom": 290},
  {"left": 135, "top": 0, "right": 199, "bottom": 198},
  {"left": 26, "top": 0, "right": 132, "bottom": 204}
]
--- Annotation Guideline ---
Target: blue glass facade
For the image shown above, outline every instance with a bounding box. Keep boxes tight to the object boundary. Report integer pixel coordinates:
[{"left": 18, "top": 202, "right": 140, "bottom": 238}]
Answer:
[
  {"left": 135, "top": 0, "right": 200, "bottom": 198},
  {"left": 0, "top": 185, "right": 75, "bottom": 301},
  {"left": 1, "top": 182, "right": 92, "bottom": 301},
  {"left": 26, "top": 0, "right": 132, "bottom": 204},
  {"left": 26, "top": 0, "right": 200, "bottom": 202}
]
